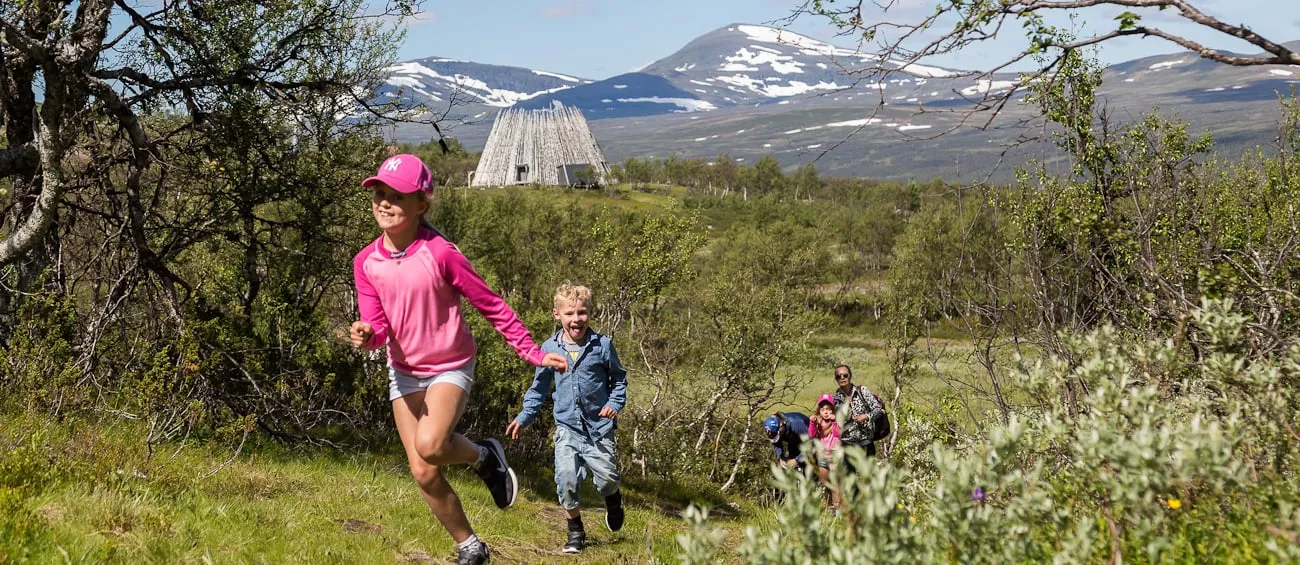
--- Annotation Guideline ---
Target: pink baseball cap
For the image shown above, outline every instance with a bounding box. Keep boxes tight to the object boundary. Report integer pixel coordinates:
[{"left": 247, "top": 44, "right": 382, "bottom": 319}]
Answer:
[
  {"left": 817, "top": 394, "right": 836, "bottom": 407},
  {"left": 362, "top": 153, "right": 432, "bottom": 194}
]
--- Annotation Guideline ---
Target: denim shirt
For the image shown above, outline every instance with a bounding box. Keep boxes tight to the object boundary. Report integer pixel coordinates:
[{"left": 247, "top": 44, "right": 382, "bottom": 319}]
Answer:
[{"left": 513, "top": 329, "right": 628, "bottom": 438}]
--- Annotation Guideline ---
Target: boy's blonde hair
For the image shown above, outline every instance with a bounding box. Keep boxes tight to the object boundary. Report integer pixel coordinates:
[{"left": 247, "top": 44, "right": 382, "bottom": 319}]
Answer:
[{"left": 554, "top": 283, "right": 594, "bottom": 310}]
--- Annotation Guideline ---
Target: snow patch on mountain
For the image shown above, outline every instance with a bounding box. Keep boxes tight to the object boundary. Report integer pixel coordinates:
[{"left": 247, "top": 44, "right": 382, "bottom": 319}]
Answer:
[
  {"left": 386, "top": 61, "right": 576, "bottom": 107},
  {"left": 724, "top": 47, "right": 803, "bottom": 74},
  {"left": 734, "top": 24, "right": 956, "bottom": 78},
  {"left": 532, "top": 70, "right": 582, "bottom": 82},
  {"left": 959, "top": 79, "right": 1017, "bottom": 96},
  {"left": 389, "top": 76, "right": 432, "bottom": 92},
  {"left": 764, "top": 80, "right": 842, "bottom": 97},
  {"left": 827, "top": 118, "right": 882, "bottom": 127},
  {"left": 617, "top": 97, "right": 717, "bottom": 112},
  {"left": 713, "top": 75, "right": 842, "bottom": 98}
]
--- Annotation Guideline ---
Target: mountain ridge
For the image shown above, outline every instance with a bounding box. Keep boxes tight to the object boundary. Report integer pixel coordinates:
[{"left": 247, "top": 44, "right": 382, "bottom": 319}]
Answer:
[{"left": 383, "top": 26, "right": 1300, "bottom": 181}]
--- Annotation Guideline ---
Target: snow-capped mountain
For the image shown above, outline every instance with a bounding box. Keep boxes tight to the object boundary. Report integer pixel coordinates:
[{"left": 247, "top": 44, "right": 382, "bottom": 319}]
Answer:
[
  {"left": 519, "top": 24, "right": 1019, "bottom": 117},
  {"left": 1098, "top": 45, "right": 1300, "bottom": 105},
  {"left": 639, "top": 24, "right": 973, "bottom": 105},
  {"left": 380, "top": 24, "right": 1021, "bottom": 123},
  {"left": 377, "top": 57, "right": 593, "bottom": 115},
  {"left": 383, "top": 29, "right": 1300, "bottom": 182}
]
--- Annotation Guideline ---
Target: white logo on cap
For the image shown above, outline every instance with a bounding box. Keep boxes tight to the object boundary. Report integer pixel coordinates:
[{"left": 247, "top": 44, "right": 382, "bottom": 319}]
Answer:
[{"left": 383, "top": 157, "right": 402, "bottom": 172}]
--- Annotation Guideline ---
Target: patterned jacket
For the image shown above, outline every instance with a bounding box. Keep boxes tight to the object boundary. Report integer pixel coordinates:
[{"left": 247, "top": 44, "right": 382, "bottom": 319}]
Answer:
[{"left": 834, "top": 384, "right": 884, "bottom": 445}]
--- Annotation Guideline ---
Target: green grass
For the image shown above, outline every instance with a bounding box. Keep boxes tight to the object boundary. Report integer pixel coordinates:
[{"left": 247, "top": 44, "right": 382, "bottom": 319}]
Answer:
[
  {"left": 1, "top": 413, "right": 760, "bottom": 564},
  {"left": 771, "top": 337, "right": 1013, "bottom": 429}
]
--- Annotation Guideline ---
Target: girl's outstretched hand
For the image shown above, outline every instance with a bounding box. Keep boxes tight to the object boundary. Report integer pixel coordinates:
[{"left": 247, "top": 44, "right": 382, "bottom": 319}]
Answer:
[
  {"left": 349, "top": 321, "right": 373, "bottom": 347},
  {"left": 541, "top": 352, "right": 569, "bottom": 372}
]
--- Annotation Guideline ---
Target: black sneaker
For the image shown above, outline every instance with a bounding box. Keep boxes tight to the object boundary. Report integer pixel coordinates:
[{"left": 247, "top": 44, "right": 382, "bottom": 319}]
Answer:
[
  {"left": 457, "top": 540, "right": 490, "bottom": 565},
  {"left": 562, "top": 530, "right": 586, "bottom": 554},
  {"left": 605, "top": 492, "right": 625, "bottom": 532},
  {"left": 473, "top": 438, "right": 517, "bottom": 509}
]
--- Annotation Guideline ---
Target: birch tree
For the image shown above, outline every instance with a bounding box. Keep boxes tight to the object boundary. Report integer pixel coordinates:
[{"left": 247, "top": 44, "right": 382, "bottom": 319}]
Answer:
[{"left": 0, "top": 0, "right": 413, "bottom": 308}]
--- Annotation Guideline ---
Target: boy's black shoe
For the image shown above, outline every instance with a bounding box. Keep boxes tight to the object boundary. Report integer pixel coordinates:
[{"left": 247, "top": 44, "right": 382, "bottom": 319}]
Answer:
[
  {"left": 562, "top": 530, "right": 586, "bottom": 554},
  {"left": 473, "top": 438, "right": 518, "bottom": 509},
  {"left": 458, "top": 540, "right": 491, "bottom": 565},
  {"left": 605, "top": 491, "right": 625, "bottom": 532}
]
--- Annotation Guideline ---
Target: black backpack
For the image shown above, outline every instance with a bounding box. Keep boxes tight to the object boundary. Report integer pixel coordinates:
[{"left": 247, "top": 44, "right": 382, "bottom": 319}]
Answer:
[
  {"left": 855, "top": 386, "right": 891, "bottom": 442},
  {"left": 870, "top": 395, "right": 891, "bottom": 441}
]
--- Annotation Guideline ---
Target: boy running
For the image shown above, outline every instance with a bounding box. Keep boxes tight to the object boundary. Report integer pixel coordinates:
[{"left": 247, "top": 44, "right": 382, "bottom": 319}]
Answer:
[{"left": 506, "top": 284, "right": 629, "bottom": 554}]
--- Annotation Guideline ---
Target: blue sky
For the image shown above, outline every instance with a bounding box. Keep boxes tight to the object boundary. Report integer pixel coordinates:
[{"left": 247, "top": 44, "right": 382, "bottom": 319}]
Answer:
[{"left": 391, "top": 0, "right": 1299, "bottom": 79}]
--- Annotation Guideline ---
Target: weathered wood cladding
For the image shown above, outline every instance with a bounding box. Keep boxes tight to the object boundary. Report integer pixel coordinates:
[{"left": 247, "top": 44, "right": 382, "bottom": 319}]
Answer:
[{"left": 470, "top": 102, "right": 611, "bottom": 187}]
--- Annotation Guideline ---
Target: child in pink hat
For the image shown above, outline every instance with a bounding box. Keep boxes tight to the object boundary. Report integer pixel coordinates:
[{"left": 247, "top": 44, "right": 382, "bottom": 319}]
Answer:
[
  {"left": 809, "top": 393, "right": 842, "bottom": 511},
  {"left": 349, "top": 153, "right": 569, "bottom": 565}
]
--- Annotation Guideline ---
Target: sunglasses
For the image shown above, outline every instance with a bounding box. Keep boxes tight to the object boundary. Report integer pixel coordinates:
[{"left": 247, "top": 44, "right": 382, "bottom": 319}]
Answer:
[{"left": 835, "top": 373, "right": 850, "bottom": 379}]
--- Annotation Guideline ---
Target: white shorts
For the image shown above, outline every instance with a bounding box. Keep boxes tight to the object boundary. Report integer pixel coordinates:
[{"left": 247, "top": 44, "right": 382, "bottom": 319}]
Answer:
[{"left": 388, "top": 359, "right": 476, "bottom": 401}]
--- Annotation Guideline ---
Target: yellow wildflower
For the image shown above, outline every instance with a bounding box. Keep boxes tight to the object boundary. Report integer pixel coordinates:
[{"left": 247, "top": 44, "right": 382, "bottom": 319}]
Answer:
[
  {"left": 1167, "top": 498, "right": 1182, "bottom": 510},
  {"left": 908, "top": 515, "right": 916, "bottom": 524}
]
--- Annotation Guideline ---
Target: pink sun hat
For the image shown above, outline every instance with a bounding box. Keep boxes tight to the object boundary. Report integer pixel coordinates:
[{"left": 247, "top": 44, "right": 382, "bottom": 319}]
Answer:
[{"left": 362, "top": 153, "right": 433, "bottom": 194}]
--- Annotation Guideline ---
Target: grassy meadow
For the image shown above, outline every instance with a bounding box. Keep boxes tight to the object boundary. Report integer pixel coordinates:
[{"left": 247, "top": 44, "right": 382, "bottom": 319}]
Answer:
[{"left": 3, "top": 410, "right": 772, "bottom": 564}]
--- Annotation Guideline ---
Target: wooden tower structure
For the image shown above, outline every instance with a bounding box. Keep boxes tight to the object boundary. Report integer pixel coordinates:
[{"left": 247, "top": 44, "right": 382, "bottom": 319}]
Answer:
[{"left": 470, "top": 102, "right": 610, "bottom": 187}]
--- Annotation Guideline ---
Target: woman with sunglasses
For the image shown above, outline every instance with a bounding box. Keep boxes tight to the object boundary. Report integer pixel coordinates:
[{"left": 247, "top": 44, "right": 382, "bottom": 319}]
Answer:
[{"left": 831, "top": 364, "right": 886, "bottom": 464}]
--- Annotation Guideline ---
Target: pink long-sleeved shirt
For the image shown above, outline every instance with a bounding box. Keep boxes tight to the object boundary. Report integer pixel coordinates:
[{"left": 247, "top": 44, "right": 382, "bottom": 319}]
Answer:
[
  {"left": 353, "top": 227, "right": 545, "bottom": 375},
  {"left": 810, "top": 418, "right": 842, "bottom": 452}
]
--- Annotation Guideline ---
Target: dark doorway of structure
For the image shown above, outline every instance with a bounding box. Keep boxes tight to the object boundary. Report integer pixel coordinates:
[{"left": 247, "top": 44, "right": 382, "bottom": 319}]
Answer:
[
  {"left": 515, "top": 165, "right": 529, "bottom": 183},
  {"left": 557, "top": 163, "right": 599, "bottom": 188}
]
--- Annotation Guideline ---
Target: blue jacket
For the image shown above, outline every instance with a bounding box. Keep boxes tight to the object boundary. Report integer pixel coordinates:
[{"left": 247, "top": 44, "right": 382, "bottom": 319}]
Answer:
[
  {"left": 772, "top": 412, "right": 811, "bottom": 462},
  {"left": 513, "top": 328, "right": 628, "bottom": 438}
]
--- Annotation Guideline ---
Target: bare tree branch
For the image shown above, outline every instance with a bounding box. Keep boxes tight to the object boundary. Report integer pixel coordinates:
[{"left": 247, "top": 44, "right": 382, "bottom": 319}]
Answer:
[{"left": 781, "top": 0, "right": 1300, "bottom": 151}]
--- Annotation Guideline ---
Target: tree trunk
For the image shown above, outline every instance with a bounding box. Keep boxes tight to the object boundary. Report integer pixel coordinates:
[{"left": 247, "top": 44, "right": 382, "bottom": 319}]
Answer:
[{"left": 719, "top": 411, "right": 755, "bottom": 492}]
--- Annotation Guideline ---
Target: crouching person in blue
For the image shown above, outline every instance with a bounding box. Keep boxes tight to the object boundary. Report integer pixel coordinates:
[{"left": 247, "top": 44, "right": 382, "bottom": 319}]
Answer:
[
  {"left": 507, "top": 284, "right": 628, "bottom": 555},
  {"left": 764, "top": 411, "right": 811, "bottom": 473}
]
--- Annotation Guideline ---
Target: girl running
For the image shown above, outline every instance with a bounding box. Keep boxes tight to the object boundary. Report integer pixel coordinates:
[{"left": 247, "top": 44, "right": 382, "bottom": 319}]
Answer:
[{"left": 350, "top": 153, "right": 568, "bottom": 565}]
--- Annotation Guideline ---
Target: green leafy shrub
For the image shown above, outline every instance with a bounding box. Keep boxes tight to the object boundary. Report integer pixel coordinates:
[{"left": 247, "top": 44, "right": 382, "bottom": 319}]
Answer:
[
  {"left": 0, "top": 284, "right": 81, "bottom": 415},
  {"left": 678, "top": 299, "right": 1300, "bottom": 563}
]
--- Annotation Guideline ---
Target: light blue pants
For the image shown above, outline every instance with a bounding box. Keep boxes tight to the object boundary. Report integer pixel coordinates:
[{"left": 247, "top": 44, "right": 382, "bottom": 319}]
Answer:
[{"left": 554, "top": 425, "right": 621, "bottom": 510}]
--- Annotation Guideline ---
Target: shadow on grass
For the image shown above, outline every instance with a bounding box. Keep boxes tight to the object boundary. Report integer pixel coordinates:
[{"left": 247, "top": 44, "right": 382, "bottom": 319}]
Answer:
[
  {"left": 505, "top": 447, "right": 743, "bottom": 522},
  {"left": 620, "top": 474, "right": 739, "bottom": 519}
]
